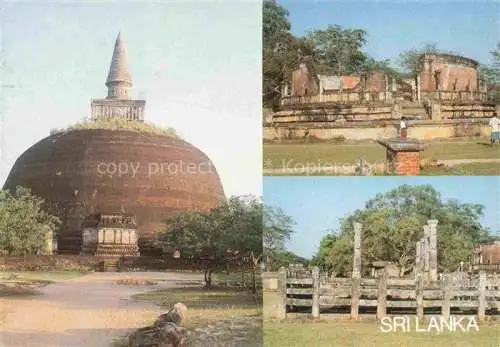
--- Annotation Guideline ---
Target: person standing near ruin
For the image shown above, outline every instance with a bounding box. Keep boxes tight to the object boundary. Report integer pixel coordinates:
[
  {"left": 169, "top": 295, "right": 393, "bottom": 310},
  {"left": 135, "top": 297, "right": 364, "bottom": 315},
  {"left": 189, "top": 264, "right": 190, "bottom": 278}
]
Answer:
[
  {"left": 489, "top": 113, "right": 499, "bottom": 144},
  {"left": 399, "top": 117, "right": 408, "bottom": 139}
]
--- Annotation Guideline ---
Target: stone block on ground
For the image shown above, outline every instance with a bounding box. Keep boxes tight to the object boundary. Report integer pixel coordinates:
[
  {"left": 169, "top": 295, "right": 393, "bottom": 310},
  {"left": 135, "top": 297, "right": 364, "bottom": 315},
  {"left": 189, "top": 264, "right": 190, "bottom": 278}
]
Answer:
[
  {"left": 154, "top": 302, "right": 187, "bottom": 326},
  {"left": 128, "top": 322, "right": 189, "bottom": 347}
]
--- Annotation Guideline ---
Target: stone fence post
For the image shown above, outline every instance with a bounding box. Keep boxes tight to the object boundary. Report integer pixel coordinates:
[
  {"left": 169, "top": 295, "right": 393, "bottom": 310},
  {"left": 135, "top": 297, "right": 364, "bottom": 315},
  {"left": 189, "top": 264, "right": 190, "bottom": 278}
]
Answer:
[
  {"left": 351, "top": 222, "right": 362, "bottom": 319},
  {"left": 312, "top": 267, "right": 320, "bottom": 319},
  {"left": 278, "top": 267, "right": 287, "bottom": 320},
  {"left": 441, "top": 274, "right": 452, "bottom": 321},
  {"left": 376, "top": 268, "right": 388, "bottom": 320},
  {"left": 478, "top": 271, "right": 487, "bottom": 322},
  {"left": 427, "top": 220, "right": 438, "bottom": 282}
]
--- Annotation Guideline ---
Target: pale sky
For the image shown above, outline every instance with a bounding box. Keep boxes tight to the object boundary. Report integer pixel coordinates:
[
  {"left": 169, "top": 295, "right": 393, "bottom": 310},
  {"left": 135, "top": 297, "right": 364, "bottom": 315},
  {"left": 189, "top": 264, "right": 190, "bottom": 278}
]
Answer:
[{"left": 0, "top": 0, "right": 262, "bottom": 198}]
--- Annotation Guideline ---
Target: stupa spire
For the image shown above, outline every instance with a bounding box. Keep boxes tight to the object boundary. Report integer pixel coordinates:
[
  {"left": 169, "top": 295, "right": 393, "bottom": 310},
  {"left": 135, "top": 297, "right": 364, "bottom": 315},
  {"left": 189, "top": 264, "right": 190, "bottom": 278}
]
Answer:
[
  {"left": 91, "top": 32, "right": 145, "bottom": 122},
  {"left": 105, "top": 32, "right": 132, "bottom": 99}
]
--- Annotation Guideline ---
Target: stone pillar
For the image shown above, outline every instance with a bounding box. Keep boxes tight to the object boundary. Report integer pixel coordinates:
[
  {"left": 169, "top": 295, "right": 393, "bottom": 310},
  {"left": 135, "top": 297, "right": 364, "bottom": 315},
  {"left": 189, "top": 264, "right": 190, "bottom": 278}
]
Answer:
[
  {"left": 416, "top": 74, "right": 421, "bottom": 101},
  {"left": 427, "top": 220, "right": 438, "bottom": 282},
  {"left": 423, "top": 225, "right": 430, "bottom": 281},
  {"left": 352, "top": 222, "right": 362, "bottom": 279},
  {"left": 415, "top": 239, "right": 421, "bottom": 269},
  {"left": 416, "top": 239, "right": 425, "bottom": 276},
  {"left": 385, "top": 75, "right": 389, "bottom": 101}
]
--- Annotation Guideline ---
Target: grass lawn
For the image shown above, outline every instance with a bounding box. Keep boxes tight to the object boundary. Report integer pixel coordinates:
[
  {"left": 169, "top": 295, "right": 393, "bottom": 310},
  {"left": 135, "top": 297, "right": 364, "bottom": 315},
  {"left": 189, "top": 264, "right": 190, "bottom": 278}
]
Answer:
[
  {"left": 0, "top": 270, "right": 87, "bottom": 282},
  {"left": 450, "top": 162, "right": 500, "bottom": 175},
  {"left": 264, "top": 292, "right": 499, "bottom": 347},
  {"left": 131, "top": 284, "right": 262, "bottom": 346},
  {"left": 263, "top": 139, "right": 500, "bottom": 171}
]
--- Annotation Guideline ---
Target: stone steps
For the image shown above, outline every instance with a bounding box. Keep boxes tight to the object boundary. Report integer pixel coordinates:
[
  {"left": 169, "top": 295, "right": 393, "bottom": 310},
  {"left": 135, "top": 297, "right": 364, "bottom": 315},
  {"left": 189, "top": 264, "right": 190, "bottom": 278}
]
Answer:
[{"left": 98, "top": 260, "right": 119, "bottom": 272}]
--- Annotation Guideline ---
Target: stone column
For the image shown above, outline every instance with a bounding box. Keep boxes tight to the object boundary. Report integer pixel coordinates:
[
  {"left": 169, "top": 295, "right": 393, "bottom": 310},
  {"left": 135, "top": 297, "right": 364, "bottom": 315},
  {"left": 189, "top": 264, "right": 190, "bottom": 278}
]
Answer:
[
  {"left": 352, "top": 222, "right": 362, "bottom": 279},
  {"left": 416, "top": 74, "right": 421, "bottom": 101},
  {"left": 385, "top": 75, "right": 389, "bottom": 101},
  {"left": 427, "top": 220, "right": 438, "bottom": 282},
  {"left": 416, "top": 239, "right": 425, "bottom": 278},
  {"left": 423, "top": 225, "right": 430, "bottom": 280},
  {"left": 415, "top": 239, "right": 421, "bottom": 265}
]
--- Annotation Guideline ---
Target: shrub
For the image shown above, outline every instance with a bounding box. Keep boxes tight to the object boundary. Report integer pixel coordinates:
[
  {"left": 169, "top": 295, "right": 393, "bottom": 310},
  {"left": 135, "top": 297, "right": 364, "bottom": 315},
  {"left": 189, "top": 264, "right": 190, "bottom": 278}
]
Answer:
[{"left": 52, "top": 118, "right": 180, "bottom": 138}]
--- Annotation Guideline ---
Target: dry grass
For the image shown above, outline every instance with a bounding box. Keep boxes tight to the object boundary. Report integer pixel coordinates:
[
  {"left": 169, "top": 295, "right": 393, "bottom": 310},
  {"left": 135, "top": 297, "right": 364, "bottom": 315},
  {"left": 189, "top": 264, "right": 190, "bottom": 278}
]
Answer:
[
  {"left": 132, "top": 285, "right": 262, "bottom": 346},
  {"left": 52, "top": 117, "right": 180, "bottom": 138}
]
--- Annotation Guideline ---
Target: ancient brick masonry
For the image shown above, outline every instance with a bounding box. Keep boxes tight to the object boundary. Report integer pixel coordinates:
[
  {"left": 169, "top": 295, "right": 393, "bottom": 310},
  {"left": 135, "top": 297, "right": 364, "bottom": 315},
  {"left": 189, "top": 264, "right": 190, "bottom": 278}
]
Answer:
[
  {"left": 419, "top": 53, "right": 479, "bottom": 92},
  {"left": 3, "top": 129, "right": 226, "bottom": 255},
  {"left": 2, "top": 33, "right": 226, "bottom": 255},
  {"left": 393, "top": 151, "right": 421, "bottom": 175},
  {"left": 378, "top": 138, "right": 427, "bottom": 175}
]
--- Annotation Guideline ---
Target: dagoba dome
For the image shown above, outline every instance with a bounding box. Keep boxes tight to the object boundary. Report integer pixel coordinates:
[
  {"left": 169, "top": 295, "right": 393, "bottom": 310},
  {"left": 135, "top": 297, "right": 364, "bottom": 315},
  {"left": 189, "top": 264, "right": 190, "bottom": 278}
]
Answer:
[{"left": 3, "top": 33, "right": 226, "bottom": 255}]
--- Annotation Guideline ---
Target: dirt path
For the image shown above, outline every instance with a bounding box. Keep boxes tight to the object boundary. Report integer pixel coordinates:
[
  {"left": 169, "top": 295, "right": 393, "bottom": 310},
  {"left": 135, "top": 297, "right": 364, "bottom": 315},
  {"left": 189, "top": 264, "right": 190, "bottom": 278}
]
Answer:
[{"left": 0, "top": 272, "right": 204, "bottom": 347}]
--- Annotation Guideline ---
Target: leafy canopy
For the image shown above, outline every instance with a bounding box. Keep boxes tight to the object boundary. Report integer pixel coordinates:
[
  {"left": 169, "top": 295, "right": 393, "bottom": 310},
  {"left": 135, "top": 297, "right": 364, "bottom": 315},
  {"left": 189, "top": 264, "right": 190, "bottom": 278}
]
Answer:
[
  {"left": 0, "top": 186, "right": 60, "bottom": 256},
  {"left": 314, "top": 184, "right": 493, "bottom": 276}
]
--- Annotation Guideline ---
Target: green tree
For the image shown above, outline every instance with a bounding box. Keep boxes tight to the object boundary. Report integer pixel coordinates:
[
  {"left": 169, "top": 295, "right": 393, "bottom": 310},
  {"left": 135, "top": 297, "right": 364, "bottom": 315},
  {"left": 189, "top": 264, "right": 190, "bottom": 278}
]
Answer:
[
  {"left": 217, "top": 196, "right": 263, "bottom": 293},
  {"left": 160, "top": 210, "right": 223, "bottom": 287},
  {"left": 308, "top": 25, "right": 368, "bottom": 75},
  {"left": 362, "top": 57, "right": 404, "bottom": 80},
  {"left": 263, "top": 0, "right": 293, "bottom": 108},
  {"left": 0, "top": 186, "right": 60, "bottom": 255},
  {"left": 478, "top": 42, "right": 500, "bottom": 102},
  {"left": 262, "top": 1, "right": 317, "bottom": 108},
  {"left": 314, "top": 185, "right": 492, "bottom": 276},
  {"left": 263, "top": 204, "right": 295, "bottom": 268},
  {"left": 267, "top": 250, "right": 309, "bottom": 271},
  {"left": 159, "top": 195, "right": 263, "bottom": 291}
]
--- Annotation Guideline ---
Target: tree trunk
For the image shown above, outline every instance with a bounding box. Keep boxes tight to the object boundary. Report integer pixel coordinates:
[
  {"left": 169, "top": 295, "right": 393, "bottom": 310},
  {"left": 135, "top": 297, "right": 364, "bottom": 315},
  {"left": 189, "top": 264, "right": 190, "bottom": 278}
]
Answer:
[
  {"left": 204, "top": 268, "right": 213, "bottom": 288},
  {"left": 251, "top": 263, "right": 256, "bottom": 294},
  {"left": 241, "top": 267, "right": 245, "bottom": 287}
]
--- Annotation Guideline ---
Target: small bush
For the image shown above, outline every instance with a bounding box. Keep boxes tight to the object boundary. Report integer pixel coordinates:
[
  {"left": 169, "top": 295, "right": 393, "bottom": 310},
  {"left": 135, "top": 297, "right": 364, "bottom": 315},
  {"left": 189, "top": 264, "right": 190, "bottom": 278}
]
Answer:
[{"left": 52, "top": 118, "right": 180, "bottom": 138}]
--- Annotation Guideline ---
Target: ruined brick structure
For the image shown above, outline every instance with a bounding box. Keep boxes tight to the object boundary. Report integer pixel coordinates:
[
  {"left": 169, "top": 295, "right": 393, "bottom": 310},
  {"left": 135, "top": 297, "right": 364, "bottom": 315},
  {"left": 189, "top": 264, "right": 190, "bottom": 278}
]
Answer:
[
  {"left": 418, "top": 53, "right": 479, "bottom": 93},
  {"left": 474, "top": 241, "right": 500, "bottom": 265},
  {"left": 266, "top": 53, "right": 496, "bottom": 142},
  {"left": 3, "top": 33, "right": 226, "bottom": 255},
  {"left": 291, "top": 62, "right": 320, "bottom": 96},
  {"left": 360, "top": 70, "right": 386, "bottom": 92}
]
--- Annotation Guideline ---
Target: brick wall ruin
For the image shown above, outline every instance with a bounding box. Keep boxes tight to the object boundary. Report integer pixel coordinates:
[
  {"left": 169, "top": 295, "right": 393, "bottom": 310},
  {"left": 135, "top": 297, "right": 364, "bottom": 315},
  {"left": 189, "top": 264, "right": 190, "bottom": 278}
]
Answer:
[
  {"left": 475, "top": 242, "right": 500, "bottom": 265},
  {"left": 291, "top": 62, "right": 320, "bottom": 97},
  {"left": 418, "top": 53, "right": 479, "bottom": 92}
]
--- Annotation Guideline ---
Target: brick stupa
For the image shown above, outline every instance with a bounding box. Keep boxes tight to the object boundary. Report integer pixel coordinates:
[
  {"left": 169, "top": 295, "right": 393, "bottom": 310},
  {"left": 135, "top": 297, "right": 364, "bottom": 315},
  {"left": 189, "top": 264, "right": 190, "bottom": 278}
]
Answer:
[{"left": 3, "top": 33, "right": 226, "bottom": 255}]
